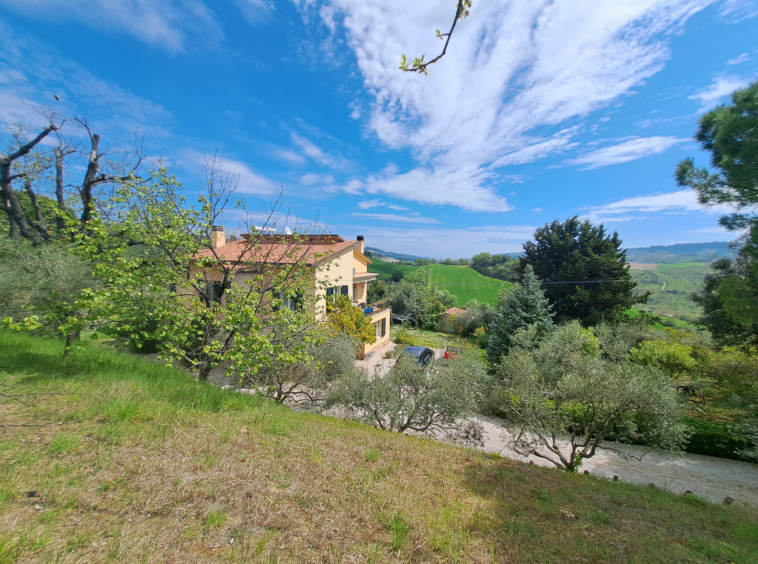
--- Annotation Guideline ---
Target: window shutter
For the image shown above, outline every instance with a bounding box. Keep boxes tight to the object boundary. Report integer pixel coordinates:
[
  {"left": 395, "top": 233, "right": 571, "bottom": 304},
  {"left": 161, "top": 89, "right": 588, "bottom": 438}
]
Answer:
[
  {"left": 381, "top": 318, "right": 386, "bottom": 337},
  {"left": 326, "top": 287, "right": 335, "bottom": 297},
  {"left": 341, "top": 285, "right": 349, "bottom": 295}
]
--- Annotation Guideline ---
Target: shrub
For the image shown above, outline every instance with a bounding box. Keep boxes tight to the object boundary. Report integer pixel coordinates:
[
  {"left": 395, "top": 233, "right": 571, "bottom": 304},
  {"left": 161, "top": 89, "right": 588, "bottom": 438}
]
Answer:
[
  {"left": 630, "top": 340, "right": 696, "bottom": 378},
  {"left": 393, "top": 328, "right": 419, "bottom": 346},
  {"left": 326, "top": 353, "right": 488, "bottom": 444}
]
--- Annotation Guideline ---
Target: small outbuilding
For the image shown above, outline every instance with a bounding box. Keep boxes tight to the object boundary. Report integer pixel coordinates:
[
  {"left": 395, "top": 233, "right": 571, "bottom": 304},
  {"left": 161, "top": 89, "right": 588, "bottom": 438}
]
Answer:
[{"left": 441, "top": 307, "right": 467, "bottom": 334}]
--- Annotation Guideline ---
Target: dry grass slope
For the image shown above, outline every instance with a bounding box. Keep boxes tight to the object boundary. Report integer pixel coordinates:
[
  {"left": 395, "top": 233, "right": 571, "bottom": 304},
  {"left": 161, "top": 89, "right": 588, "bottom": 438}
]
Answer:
[{"left": 1, "top": 332, "right": 757, "bottom": 563}]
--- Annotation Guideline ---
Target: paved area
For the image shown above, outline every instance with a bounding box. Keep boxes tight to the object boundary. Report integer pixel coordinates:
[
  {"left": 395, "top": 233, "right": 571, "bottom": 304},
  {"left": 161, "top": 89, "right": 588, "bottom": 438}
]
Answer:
[{"left": 473, "top": 413, "right": 758, "bottom": 506}]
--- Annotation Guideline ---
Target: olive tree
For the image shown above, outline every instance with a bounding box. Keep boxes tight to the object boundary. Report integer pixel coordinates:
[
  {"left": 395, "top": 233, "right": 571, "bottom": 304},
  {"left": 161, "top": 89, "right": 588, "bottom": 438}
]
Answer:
[
  {"left": 326, "top": 353, "right": 488, "bottom": 444},
  {"left": 241, "top": 335, "right": 358, "bottom": 404},
  {"left": 495, "top": 323, "right": 688, "bottom": 471}
]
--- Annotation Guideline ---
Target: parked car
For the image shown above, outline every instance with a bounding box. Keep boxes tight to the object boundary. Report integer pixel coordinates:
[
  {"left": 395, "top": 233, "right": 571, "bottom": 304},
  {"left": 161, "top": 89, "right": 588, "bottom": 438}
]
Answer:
[
  {"left": 443, "top": 346, "right": 461, "bottom": 360},
  {"left": 397, "top": 346, "right": 435, "bottom": 369}
]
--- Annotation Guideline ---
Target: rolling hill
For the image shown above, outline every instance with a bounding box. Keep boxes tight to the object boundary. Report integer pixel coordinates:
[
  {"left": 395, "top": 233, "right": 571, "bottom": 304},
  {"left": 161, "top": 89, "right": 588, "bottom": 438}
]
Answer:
[
  {"left": 428, "top": 264, "right": 512, "bottom": 306},
  {"left": 369, "top": 258, "right": 510, "bottom": 306}
]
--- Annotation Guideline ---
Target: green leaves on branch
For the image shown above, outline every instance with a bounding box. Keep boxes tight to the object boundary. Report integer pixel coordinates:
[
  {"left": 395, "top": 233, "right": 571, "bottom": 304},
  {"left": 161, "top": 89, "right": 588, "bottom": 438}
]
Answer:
[{"left": 399, "top": 0, "right": 473, "bottom": 75}]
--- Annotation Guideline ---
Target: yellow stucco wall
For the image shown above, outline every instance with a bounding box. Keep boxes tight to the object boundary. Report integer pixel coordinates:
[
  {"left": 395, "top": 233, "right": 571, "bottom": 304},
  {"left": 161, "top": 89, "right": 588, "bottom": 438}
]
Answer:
[
  {"left": 314, "top": 246, "right": 356, "bottom": 320},
  {"left": 358, "top": 307, "right": 391, "bottom": 360}
]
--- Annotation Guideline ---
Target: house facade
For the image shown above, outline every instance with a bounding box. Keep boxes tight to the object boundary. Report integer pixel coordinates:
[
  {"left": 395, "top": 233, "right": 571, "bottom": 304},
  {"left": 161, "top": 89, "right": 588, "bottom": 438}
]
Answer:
[{"left": 197, "top": 228, "right": 390, "bottom": 359}]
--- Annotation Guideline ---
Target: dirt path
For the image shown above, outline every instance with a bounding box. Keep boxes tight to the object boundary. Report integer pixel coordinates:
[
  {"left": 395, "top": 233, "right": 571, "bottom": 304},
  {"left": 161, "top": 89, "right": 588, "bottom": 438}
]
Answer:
[{"left": 473, "top": 413, "right": 758, "bottom": 506}]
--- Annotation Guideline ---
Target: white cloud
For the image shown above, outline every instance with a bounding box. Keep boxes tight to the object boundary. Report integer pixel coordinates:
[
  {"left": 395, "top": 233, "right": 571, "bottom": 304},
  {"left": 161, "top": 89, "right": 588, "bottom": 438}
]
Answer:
[
  {"left": 727, "top": 52, "right": 750, "bottom": 65},
  {"left": 719, "top": 0, "right": 758, "bottom": 22},
  {"left": 564, "top": 136, "right": 686, "bottom": 169},
  {"left": 690, "top": 74, "right": 750, "bottom": 111},
  {"left": 579, "top": 188, "right": 740, "bottom": 224},
  {"left": 352, "top": 212, "right": 441, "bottom": 224},
  {"left": 336, "top": 165, "right": 513, "bottom": 212},
  {"left": 231, "top": 0, "right": 275, "bottom": 26},
  {"left": 357, "top": 199, "right": 384, "bottom": 209},
  {"left": 387, "top": 204, "right": 408, "bottom": 211},
  {"left": 311, "top": 0, "right": 711, "bottom": 211},
  {"left": 532, "top": 208, "right": 544, "bottom": 212},
  {"left": 0, "top": 0, "right": 223, "bottom": 52},
  {"left": 346, "top": 225, "right": 537, "bottom": 258},
  {"left": 290, "top": 132, "right": 349, "bottom": 169},
  {"left": 273, "top": 149, "right": 306, "bottom": 164},
  {"left": 0, "top": 22, "right": 174, "bottom": 137},
  {"left": 301, "top": 173, "right": 334, "bottom": 185},
  {"left": 687, "top": 226, "right": 733, "bottom": 234},
  {"left": 179, "top": 150, "right": 278, "bottom": 195}
]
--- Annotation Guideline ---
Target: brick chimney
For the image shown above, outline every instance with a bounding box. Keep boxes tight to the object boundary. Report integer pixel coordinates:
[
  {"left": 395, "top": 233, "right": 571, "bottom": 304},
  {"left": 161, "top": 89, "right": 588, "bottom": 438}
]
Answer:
[
  {"left": 356, "top": 235, "right": 365, "bottom": 254},
  {"left": 211, "top": 225, "right": 226, "bottom": 249}
]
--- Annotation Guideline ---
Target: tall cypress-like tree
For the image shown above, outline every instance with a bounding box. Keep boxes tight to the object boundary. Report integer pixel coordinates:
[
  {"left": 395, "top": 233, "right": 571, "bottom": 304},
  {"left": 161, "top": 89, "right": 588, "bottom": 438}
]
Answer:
[
  {"left": 518, "top": 217, "right": 646, "bottom": 326},
  {"left": 487, "top": 266, "right": 554, "bottom": 365}
]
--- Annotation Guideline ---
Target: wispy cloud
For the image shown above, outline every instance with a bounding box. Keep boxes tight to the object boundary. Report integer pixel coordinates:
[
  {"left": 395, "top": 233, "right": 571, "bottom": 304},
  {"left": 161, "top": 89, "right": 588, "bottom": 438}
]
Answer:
[
  {"left": 308, "top": 0, "right": 711, "bottom": 211},
  {"left": 690, "top": 73, "right": 750, "bottom": 111},
  {"left": 0, "top": 0, "right": 223, "bottom": 52},
  {"left": 346, "top": 225, "right": 537, "bottom": 258},
  {"left": 0, "top": 22, "right": 174, "bottom": 137},
  {"left": 290, "top": 132, "right": 350, "bottom": 170},
  {"left": 231, "top": 0, "right": 275, "bottom": 26},
  {"left": 727, "top": 52, "right": 750, "bottom": 65},
  {"left": 357, "top": 199, "right": 384, "bottom": 209},
  {"left": 564, "top": 137, "right": 686, "bottom": 170},
  {"left": 719, "top": 0, "right": 758, "bottom": 22},
  {"left": 387, "top": 204, "right": 408, "bottom": 211},
  {"left": 179, "top": 150, "right": 278, "bottom": 195},
  {"left": 579, "top": 189, "right": 732, "bottom": 224},
  {"left": 352, "top": 212, "right": 440, "bottom": 224}
]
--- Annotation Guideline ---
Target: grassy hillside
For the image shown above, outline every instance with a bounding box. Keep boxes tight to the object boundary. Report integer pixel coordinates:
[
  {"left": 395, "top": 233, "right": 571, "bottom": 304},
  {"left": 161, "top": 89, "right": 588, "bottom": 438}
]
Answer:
[
  {"left": 1, "top": 332, "right": 757, "bottom": 563},
  {"left": 369, "top": 257, "right": 420, "bottom": 279},
  {"left": 369, "top": 261, "right": 509, "bottom": 306},
  {"left": 631, "top": 263, "right": 710, "bottom": 322},
  {"left": 429, "top": 264, "right": 511, "bottom": 306}
]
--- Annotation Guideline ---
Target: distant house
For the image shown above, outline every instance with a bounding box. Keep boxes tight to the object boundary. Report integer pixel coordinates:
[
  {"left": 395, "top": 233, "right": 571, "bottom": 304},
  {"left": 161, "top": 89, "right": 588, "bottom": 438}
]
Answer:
[
  {"left": 441, "top": 307, "right": 467, "bottom": 334},
  {"left": 193, "top": 228, "right": 391, "bottom": 359}
]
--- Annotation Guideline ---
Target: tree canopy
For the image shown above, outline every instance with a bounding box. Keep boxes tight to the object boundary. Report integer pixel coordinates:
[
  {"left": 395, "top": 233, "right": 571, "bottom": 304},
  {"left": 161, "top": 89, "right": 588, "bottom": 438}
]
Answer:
[{"left": 519, "top": 217, "right": 646, "bottom": 325}]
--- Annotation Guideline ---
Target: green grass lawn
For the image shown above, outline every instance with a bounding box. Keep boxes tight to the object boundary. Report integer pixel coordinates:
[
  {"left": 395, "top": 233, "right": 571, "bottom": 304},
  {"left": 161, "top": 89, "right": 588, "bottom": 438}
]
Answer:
[
  {"left": 428, "top": 264, "right": 511, "bottom": 306},
  {"left": 1, "top": 332, "right": 757, "bottom": 563}
]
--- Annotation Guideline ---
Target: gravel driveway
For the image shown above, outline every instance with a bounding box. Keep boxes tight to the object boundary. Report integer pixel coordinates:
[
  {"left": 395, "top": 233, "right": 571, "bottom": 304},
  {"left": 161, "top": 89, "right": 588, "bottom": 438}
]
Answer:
[{"left": 473, "top": 413, "right": 758, "bottom": 506}]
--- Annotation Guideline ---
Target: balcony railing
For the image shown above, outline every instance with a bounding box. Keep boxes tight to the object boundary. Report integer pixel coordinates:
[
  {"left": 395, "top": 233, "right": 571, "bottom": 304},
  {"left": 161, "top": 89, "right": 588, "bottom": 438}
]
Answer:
[{"left": 364, "top": 306, "right": 389, "bottom": 317}]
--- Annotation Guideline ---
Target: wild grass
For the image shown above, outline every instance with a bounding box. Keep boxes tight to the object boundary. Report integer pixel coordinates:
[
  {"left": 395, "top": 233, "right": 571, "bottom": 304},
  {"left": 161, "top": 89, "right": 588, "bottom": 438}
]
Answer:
[{"left": 1, "top": 331, "right": 757, "bottom": 563}]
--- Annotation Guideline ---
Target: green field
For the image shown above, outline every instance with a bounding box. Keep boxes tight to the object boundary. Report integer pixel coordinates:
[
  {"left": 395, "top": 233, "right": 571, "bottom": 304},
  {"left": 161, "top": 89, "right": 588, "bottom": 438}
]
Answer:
[
  {"left": 369, "top": 257, "right": 420, "bottom": 278},
  {"left": 369, "top": 259, "right": 510, "bottom": 306},
  {"left": 631, "top": 262, "right": 710, "bottom": 322},
  {"left": 428, "top": 264, "right": 512, "bottom": 306}
]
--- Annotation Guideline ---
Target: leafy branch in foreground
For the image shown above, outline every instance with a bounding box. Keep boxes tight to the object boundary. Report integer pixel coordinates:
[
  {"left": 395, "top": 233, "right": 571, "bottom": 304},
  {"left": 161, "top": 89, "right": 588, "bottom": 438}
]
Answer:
[{"left": 399, "top": 0, "right": 472, "bottom": 75}]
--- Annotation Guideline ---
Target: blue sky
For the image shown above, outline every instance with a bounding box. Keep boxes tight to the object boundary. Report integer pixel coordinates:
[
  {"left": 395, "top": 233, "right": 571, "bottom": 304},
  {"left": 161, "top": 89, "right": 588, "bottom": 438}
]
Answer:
[{"left": 1, "top": 0, "right": 756, "bottom": 258}]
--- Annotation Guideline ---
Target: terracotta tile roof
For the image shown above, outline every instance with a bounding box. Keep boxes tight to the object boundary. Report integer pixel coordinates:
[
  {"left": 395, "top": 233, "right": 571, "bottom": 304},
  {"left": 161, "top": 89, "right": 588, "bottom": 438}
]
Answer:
[
  {"left": 197, "top": 239, "right": 358, "bottom": 266},
  {"left": 442, "top": 307, "right": 467, "bottom": 316}
]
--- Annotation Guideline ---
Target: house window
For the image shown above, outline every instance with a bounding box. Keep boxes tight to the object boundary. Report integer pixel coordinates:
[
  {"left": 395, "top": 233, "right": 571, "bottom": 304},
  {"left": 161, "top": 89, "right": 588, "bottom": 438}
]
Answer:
[
  {"left": 277, "top": 290, "right": 303, "bottom": 312},
  {"left": 341, "top": 285, "right": 349, "bottom": 296},
  {"left": 375, "top": 321, "right": 381, "bottom": 341},
  {"left": 206, "top": 281, "right": 224, "bottom": 304}
]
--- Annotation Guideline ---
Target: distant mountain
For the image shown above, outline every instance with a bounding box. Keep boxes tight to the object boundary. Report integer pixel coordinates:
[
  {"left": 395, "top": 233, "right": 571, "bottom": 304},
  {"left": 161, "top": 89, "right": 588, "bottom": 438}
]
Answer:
[
  {"left": 625, "top": 241, "right": 734, "bottom": 264},
  {"left": 365, "top": 247, "right": 431, "bottom": 262}
]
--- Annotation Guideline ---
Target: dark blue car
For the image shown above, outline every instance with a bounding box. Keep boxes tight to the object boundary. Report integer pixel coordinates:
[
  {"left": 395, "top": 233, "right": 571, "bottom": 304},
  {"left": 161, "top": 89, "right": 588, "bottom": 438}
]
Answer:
[{"left": 398, "top": 346, "right": 435, "bottom": 369}]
